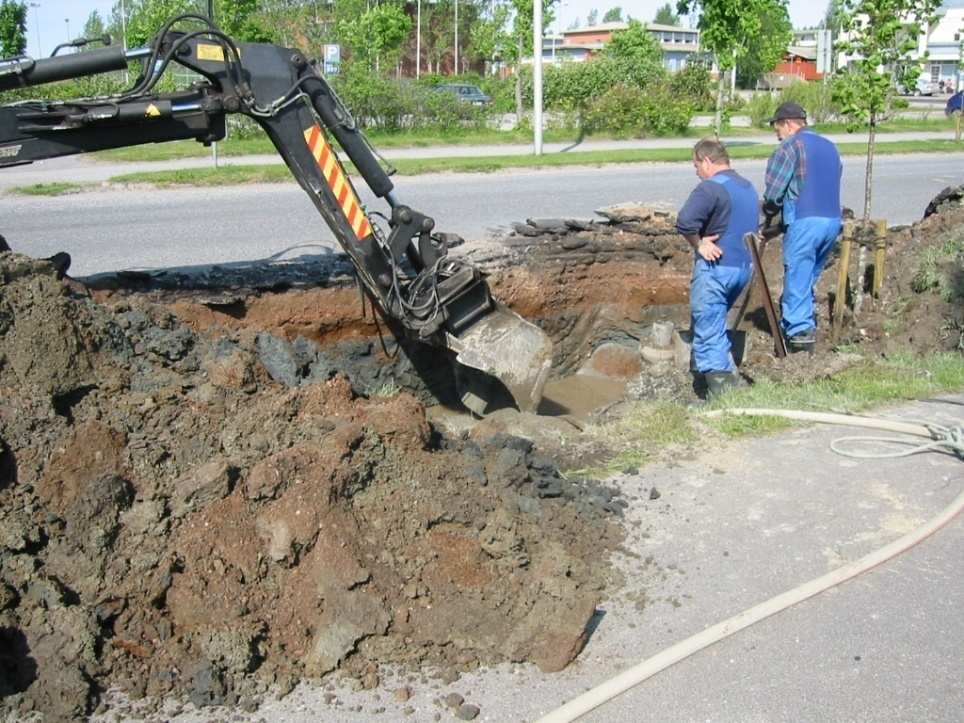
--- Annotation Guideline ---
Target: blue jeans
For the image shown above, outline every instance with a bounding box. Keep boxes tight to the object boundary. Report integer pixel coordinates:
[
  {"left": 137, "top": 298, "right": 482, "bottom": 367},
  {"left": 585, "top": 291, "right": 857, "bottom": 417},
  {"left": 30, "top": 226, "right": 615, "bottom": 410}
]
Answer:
[
  {"left": 690, "top": 259, "right": 752, "bottom": 373},
  {"left": 780, "top": 215, "right": 842, "bottom": 338}
]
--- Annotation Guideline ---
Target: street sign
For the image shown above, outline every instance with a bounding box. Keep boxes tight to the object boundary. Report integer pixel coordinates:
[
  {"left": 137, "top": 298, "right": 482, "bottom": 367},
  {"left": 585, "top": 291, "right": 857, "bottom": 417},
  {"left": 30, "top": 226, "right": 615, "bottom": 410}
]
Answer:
[
  {"left": 323, "top": 44, "right": 341, "bottom": 76},
  {"left": 816, "top": 29, "right": 833, "bottom": 75}
]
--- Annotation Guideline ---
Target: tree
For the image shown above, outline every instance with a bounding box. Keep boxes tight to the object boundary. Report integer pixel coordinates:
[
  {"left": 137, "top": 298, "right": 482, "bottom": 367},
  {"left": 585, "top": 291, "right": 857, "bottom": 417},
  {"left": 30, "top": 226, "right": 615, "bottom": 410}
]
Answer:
[
  {"left": 83, "top": 10, "right": 107, "bottom": 43},
  {"left": 602, "top": 7, "right": 623, "bottom": 22},
  {"left": 587, "top": 8, "right": 599, "bottom": 26},
  {"left": 822, "top": 0, "right": 847, "bottom": 35},
  {"left": 832, "top": 0, "right": 941, "bottom": 313},
  {"left": 677, "top": 0, "right": 792, "bottom": 135},
  {"left": 654, "top": 3, "right": 679, "bottom": 26},
  {"left": 0, "top": 0, "right": 27, "bottom": 57},
  {"left": 736, "top": 0, "right": 793, "bottom": 86},
  {"left": 338, "top": 1, "right": 412, "bottom": 73},
  {"left": 506, "top": 0, "right": 557, "bottom": 121},
  {"left": 603, "top": 17, "right": 664, "bottom": 86}
]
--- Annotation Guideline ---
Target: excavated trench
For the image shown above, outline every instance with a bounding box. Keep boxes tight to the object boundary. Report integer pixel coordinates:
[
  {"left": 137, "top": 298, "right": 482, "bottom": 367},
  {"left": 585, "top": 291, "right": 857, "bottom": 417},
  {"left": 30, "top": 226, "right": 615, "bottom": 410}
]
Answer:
[
  {"left": 2, "top": 195, "right": 960, "bottom": 721},
  {"left": 0, "top": 204, "right": 696, "bottom": 721}
]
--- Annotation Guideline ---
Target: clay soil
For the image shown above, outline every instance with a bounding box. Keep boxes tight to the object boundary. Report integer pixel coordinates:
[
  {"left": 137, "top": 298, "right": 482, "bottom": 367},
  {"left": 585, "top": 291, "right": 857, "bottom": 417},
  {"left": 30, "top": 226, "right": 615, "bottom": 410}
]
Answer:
[{"left": 1, "top": 191, "right": 961, "bottom": 721}]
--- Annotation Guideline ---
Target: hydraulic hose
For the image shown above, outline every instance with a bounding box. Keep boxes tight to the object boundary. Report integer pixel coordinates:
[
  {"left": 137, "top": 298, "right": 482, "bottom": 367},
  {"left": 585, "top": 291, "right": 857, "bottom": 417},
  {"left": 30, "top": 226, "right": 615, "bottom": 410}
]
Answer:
[{"left": 536, "top": 408, "right": 963, "bottom": 723}]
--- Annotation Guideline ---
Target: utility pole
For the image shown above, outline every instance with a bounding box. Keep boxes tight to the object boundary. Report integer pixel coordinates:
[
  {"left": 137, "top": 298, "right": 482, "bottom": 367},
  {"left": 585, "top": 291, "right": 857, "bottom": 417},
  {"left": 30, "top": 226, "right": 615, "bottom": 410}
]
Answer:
[
  {"left": 65, "top": 18, "right": 70, "bottom": 44},
  {"left": 416, "top": 0, "right": 421, "bottom": 78},
  {"left": 207, "top": 0, "right": 218, "bottom": 168},
  {"left": 454, "top": 0, "right": 459, "bottom": 74},
  {"left": 28, "top": 2, "right": 40, "bottom": 56},
  {"left": 533, "top": 0, "right": 543, "bottom": 155}
]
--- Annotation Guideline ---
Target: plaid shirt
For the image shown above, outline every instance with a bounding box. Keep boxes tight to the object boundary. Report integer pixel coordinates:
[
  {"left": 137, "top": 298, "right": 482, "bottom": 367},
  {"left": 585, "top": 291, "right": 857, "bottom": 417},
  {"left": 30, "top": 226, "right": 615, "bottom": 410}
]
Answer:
[{"left": 763, "top": 131, "right": 808, "bottom": 206}]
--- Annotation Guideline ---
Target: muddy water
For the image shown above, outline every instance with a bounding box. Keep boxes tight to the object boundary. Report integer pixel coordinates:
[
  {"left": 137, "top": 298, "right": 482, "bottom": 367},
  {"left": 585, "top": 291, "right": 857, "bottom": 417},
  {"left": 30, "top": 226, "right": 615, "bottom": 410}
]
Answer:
[{"left": 539, "top": 374, "right": 628, "bottom": 419}]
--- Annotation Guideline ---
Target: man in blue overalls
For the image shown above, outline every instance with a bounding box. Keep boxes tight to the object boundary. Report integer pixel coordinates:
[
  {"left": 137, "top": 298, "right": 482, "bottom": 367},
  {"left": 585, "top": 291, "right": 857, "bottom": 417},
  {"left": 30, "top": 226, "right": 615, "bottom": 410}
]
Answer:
[
  {"left": 677, "top": 138, "right": 758, "bottom": 398},
  {"left": 763, "top": 102, "right": 843, "bottom": 353}
]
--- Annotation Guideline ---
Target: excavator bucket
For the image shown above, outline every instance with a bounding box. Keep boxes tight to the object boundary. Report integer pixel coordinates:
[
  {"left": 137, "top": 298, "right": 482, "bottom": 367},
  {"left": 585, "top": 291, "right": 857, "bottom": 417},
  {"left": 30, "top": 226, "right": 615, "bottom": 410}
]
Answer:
[{"left": 444, "top": 302, "right": 553, "bottom": 415}]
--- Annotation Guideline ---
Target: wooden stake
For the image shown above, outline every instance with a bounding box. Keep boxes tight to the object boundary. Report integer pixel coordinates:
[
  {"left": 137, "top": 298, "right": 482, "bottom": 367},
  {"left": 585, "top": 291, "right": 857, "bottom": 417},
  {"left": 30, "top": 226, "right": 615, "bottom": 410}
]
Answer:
[
  {"left": 832, "top": 221, "right": 854, "bottom": 341},
  {"left": 873, "top": 219, "right": 887, "bottom": 299}
]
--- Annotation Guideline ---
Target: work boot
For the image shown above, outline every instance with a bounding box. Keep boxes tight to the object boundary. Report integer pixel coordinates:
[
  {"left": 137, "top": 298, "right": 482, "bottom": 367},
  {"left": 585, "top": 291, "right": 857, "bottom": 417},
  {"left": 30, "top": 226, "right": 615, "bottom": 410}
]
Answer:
[
  {"left": 705, "top": 371, "right": 741, "bottom": 399},
  {"left": 786, "top": 331, "right": 816, "bottom": 354}
]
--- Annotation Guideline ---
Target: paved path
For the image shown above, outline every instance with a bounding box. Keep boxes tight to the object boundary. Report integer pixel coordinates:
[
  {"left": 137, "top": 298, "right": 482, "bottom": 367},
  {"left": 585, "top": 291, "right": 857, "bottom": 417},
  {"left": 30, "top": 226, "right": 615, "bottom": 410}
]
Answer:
[{"left": 0, "top": 130, "right": 958, "bottom": 192}]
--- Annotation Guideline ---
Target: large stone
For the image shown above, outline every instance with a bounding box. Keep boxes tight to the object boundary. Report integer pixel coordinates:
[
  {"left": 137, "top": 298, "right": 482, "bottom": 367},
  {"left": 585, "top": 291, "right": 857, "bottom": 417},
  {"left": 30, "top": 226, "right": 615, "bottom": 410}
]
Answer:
[{"left": 172, "top": 458, "right": 236, "bottom": 518}]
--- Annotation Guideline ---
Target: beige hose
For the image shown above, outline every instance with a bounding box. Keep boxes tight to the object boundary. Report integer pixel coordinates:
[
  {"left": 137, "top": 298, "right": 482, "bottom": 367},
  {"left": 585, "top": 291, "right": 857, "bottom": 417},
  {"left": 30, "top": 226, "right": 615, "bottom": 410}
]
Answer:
[{"left": 536, "top": 408, "right": 963, "bottom": 723}]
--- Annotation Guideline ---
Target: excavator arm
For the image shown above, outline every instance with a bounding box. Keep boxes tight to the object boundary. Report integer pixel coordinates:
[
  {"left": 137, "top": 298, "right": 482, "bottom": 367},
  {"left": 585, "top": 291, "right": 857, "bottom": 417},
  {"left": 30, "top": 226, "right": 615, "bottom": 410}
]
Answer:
[{"left": 0, "top": 14, "right": 551, "bottom": 413}]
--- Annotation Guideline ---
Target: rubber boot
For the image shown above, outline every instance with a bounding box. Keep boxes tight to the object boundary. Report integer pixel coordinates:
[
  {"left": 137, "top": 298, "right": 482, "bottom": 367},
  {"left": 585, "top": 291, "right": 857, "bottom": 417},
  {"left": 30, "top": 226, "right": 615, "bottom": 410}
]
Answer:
[
  {"left": 705, "top": 371, "right": 739, "bottom": 399},
  {"left": 786, "top": 331, "right": 816, "bottom": 355}
]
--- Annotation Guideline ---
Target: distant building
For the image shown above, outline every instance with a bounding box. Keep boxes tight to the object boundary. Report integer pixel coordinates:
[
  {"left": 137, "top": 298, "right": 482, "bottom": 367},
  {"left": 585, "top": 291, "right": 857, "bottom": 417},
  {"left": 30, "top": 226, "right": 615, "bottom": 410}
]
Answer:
[
  {"left": 522, "top": 21, "right": 712, "bottom": 71},
  {"left": 915, "top": 1, "right": 964, "bottom": 89},
  {"left": 836, "top": 1, "right": 964, "bottom": 91},
  {"left": 768, "top": 46, "right": 822, "bottom": 87}
]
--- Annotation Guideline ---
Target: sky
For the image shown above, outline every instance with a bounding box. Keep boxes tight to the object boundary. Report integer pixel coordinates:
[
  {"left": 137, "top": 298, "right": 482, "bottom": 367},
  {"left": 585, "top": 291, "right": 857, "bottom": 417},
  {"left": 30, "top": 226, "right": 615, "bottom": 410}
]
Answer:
[{"left": 21, "top": 0, "right": 829, "bottom": 59}]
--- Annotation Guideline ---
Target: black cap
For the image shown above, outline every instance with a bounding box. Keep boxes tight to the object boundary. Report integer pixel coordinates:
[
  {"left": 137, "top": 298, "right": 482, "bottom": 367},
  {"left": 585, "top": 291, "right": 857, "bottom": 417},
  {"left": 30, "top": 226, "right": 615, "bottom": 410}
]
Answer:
[{"left": 768, "top": 102, "right": 807, "bottom": 126}]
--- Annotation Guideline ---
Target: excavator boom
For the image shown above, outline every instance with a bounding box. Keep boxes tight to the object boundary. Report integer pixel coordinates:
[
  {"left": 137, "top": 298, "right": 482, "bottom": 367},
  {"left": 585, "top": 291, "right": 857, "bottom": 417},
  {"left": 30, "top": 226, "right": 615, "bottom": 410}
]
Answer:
[{"left": 0, "top": 14, "right": 551, "bottom": 413}]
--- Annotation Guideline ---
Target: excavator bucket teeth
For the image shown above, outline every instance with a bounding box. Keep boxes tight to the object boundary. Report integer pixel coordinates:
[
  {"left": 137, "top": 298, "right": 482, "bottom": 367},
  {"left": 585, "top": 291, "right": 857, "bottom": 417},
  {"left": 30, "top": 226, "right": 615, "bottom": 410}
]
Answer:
[{"left": 444, "top": 302, "right": 553, "bottom": 414}]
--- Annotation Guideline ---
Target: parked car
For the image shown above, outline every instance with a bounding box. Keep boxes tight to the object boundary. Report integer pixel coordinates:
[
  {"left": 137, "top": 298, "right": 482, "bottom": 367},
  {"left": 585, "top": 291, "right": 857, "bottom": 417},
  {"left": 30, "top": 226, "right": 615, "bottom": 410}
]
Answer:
[
  {"left": 434, "top": 83, "right": 490, "bottom": 106},
  {"left": 902, "top": 76, "right": 938, "bottom": 96}
]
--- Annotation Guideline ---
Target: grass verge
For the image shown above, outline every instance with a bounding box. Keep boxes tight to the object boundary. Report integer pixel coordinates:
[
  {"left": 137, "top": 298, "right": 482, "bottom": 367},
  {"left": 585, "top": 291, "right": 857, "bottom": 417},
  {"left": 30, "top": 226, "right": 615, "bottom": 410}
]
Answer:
[
  {"left": 573, "top": 352, "right": 964, "bottom": 478},
  {"left": 91, "top": 138, "right": 964, "bottom": 191},
  {"left": 90, "top": 116, "right": 958, "bottom": 162}
]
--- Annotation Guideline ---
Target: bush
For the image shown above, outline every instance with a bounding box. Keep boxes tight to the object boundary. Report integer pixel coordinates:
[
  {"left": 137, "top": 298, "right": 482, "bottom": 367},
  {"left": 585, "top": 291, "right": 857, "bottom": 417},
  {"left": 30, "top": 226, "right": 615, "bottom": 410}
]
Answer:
[
  {"left": 778, "top": 80, "right": 840, "bottom": 124},
  {"left": 669, "top": 63, "right": 714, "bottom": 111},
  {"left": 583, "top": 82, "right": 694, "bottom": 137},
  {"left": 746, "top": 91, "right": 779, "bottom": 128}
]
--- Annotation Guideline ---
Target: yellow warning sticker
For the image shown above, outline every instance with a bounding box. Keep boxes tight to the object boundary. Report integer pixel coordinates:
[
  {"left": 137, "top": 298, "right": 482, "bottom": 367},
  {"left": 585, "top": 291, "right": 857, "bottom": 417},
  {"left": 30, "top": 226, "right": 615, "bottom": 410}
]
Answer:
[
  {"left": 197, "top": 43, "right": 225, "bottom": 62},
  {"left": 144, "top": 104, "right": 161, "bottom": 118}
]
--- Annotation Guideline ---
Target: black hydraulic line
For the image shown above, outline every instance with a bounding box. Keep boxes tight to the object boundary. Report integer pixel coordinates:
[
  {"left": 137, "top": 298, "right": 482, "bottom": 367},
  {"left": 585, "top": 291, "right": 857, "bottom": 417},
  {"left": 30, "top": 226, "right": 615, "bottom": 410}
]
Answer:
[{"left": 0, "top": 45, "right": 129, "bottom": 91}]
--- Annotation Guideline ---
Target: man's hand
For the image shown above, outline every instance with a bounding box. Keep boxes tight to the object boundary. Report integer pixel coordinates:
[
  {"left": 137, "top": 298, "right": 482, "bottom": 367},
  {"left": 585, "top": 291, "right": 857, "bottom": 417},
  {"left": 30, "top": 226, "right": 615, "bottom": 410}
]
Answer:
[{"left": 697, "top": 234, "right": 721, "bottom": 262}]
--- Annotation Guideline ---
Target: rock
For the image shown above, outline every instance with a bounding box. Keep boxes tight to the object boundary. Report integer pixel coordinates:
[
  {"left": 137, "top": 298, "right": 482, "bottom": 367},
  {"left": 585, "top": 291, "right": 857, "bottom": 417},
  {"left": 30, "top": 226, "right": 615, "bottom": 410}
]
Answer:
[
  {"left": 443, "top": 692, "right": 464, "bottom": 708},
  {"left": 649, "top": 487, "right": 661, "bottom": 500},
  {"left": 526, "top": 218, "right": 569, "bottom": 233},
  {"left": 255, "top": 333, "right": 302, "bottom": 387},
  {"left": 171, "top": 458, "right": 236, "bottom": 518},
  {"left": 456, "top": 703, "right": 481, "bottom": 720},
  {"left": 394, "top": 687, "right": 412, "bottom": 703},
  {"left": 510, "top": 222, "right": 541, "bottom": 237}
]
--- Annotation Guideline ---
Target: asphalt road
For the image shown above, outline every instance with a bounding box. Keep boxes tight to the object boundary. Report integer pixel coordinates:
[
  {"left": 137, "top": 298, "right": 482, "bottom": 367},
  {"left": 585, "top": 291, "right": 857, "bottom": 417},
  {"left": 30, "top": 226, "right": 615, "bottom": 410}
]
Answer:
[{"left": 2, "top": 153, "right": 964, "bottom": 276}]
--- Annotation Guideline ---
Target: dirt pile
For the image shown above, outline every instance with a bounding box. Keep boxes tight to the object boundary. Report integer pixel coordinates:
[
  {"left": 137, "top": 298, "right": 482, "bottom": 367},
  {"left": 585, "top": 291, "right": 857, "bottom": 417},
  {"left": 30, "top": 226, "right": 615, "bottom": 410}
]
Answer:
[{"left": 0, "top": 254, "right": 625, "bottom": 720}]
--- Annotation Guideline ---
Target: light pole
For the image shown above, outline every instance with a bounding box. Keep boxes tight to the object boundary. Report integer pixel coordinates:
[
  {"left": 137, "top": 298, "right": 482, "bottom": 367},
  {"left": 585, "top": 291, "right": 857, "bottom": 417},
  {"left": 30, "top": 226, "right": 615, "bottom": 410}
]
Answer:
[
  {"left": 416, "top": 0, "right": 421, "bottom": 79},
  {"left": 454, "top": 0, "right": 459, "bottom": 75},
  {"left": 533, "top": 0, "right": 543, "bottom": 155},
  {"left": 64, "top": 18, "right": 70, "bottom": 45},
  {"left": 28, "top": 2, "right": 40, "bottom": 56}
]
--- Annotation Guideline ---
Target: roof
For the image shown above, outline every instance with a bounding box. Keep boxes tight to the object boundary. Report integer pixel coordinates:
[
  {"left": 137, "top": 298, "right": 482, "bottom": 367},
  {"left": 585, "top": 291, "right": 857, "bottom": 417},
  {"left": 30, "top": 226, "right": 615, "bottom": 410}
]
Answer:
[
  {"left": 646, "top": 23, "right": 698, "bottom": 32},
  {"left": 565, "top": 22, "right": 628, "bottom": 33},
  {"left": 786, "top": 45, "right": 818, "bottom": 60}
]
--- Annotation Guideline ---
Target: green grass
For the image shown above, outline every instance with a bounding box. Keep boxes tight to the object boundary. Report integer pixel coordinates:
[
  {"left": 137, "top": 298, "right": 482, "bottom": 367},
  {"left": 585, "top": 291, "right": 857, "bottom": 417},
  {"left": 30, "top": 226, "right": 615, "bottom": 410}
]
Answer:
[
  {"left": 911, "top": 235, "right": 964, "bottom": 301},
  {"left": 89, "top": 116, "right": 958, "bottom": 163},
  {"left": 575, "top": 402, "right": 698, "bottom": 477},
  {"left": 572, "top": 352, "right": 964, "bottom": 477},
  {"left": 95, "top": 138, "right": 964, "bottom": 191},
  {"left": 10, "top": 181, "right": 90, "bottom": 196},
  {"left": 705, "top": 352, "right": 964, "bottom": 438}
]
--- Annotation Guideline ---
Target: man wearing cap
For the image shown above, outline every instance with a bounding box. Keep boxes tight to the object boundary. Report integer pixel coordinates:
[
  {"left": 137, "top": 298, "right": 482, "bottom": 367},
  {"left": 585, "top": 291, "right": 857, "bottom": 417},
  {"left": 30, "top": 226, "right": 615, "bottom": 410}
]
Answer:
[
  {"left": 763, "top": 102, "right": 842, "bottom": 353},
  {"left": 677, "top": 138, "right": 757, "bottom": 397}
]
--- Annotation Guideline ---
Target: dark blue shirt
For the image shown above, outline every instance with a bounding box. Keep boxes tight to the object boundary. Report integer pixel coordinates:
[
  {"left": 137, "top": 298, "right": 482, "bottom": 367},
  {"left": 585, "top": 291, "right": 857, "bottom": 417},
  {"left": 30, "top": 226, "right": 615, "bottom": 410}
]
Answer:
[{"left": 677, "top": 169, "right": 757, "bottom": 267}]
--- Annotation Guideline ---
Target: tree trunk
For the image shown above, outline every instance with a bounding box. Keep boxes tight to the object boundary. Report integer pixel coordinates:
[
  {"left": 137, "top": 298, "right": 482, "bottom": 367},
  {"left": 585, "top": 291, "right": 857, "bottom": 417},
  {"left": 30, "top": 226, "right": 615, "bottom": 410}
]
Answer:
[
  {"left": 854, "top": 113, "right": 877, "bottom": 317},
  {"left": 515, "top": 37, "right": 524, "bottom": 127},
  {"left": 713, "top": 67, "right": 725, "bottom": 139},
  {"left": 956, "top": 112, "right": 962, "bottom": 142}
]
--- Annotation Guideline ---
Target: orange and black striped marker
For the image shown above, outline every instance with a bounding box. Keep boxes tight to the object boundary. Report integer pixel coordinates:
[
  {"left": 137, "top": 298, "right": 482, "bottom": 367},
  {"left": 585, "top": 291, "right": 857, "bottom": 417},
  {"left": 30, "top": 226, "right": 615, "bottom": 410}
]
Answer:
[{"left": 303, "top": 124, "right": 372, "bottom": 241}]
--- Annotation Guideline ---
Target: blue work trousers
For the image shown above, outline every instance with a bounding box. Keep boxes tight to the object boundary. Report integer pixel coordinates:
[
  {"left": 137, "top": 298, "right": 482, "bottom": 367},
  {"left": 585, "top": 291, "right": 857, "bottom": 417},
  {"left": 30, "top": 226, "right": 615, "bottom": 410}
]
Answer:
[
  {"left": 690, "top": 259, "right": 752, "bottom": 374},
  {"left": 780, "top": 215, "right": 842, "bottom": 338}
]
